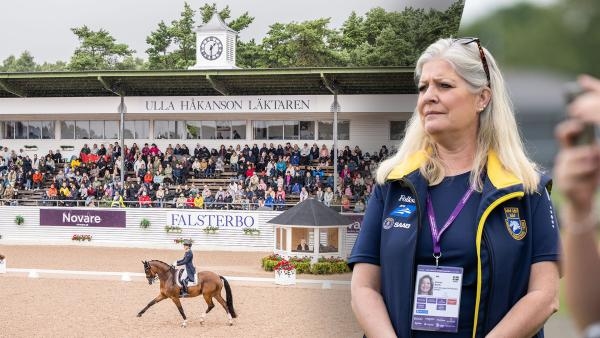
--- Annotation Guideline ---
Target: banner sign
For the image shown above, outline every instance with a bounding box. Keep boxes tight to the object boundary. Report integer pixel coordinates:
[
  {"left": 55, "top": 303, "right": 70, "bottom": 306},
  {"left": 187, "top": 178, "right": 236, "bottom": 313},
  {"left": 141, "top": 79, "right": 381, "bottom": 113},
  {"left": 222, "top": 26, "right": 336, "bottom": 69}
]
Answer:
[
  {"left": 166, "top": 210, "right": 257, "bottom": 228},
  {"left": 40, "top": 209, "right": 126, "bottom": 228},
  {"left": 343, "top": 213, "right": 364, "bottom": 233}
]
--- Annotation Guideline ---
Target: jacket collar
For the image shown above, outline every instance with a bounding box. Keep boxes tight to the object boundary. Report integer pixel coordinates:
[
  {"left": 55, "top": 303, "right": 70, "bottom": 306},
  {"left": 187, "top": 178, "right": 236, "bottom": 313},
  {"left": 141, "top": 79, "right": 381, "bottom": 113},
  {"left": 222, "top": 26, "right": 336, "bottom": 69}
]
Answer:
[{"left": 386, "top": 150, "right": 522, "bottom": 190}]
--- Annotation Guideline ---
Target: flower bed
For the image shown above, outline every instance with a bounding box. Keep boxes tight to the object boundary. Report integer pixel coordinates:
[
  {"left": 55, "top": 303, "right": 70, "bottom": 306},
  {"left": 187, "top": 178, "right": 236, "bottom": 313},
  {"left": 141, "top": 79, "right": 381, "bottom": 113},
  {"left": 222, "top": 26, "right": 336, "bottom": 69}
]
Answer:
[
  {"left": 261, "top": 254, "right": 349, "bottom": 275},
  {"left": 72, "top": 234, "right": 92, "bottom": 242}
]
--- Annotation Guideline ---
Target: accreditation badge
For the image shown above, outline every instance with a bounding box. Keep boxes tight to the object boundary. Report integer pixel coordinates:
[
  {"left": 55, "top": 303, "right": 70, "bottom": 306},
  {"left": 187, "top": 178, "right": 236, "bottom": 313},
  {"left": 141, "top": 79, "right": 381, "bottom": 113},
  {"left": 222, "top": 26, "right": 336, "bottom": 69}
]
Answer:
[{"left": 411, "top": 265, "right": 463, "bottom": 333}]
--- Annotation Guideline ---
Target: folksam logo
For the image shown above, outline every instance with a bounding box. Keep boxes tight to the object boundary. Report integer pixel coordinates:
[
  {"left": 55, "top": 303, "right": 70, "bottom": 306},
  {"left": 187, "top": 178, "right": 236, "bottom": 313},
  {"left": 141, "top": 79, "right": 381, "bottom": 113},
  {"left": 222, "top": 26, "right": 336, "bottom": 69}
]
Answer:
[{"left": 390, "top": 204, "right": 416, "bottom": 218}]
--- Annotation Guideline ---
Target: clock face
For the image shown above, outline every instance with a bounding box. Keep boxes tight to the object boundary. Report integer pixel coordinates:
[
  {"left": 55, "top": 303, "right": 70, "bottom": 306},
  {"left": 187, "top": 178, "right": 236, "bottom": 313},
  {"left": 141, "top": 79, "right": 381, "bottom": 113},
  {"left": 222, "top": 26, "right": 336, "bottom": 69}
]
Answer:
[{"left": 200, "top": 36, "right": 223, "bottom": 61}]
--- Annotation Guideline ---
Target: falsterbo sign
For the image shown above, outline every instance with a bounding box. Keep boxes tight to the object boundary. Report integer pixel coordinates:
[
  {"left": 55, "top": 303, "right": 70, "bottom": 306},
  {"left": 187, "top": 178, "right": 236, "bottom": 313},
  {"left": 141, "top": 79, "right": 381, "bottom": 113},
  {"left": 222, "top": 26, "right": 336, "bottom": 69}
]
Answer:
[
  {"left": 166, "top": 210, "right": 257, "bottom": 228},
  {"left": 40, "top": 209, "right": 126, "bottom": 228}
]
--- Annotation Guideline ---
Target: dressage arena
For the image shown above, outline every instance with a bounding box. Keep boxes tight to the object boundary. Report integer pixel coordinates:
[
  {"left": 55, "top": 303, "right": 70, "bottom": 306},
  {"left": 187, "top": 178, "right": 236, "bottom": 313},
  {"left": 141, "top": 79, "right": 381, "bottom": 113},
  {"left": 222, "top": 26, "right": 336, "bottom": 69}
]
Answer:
[{"left": 0, "top": 245, "right": 361, "bottom": 338}]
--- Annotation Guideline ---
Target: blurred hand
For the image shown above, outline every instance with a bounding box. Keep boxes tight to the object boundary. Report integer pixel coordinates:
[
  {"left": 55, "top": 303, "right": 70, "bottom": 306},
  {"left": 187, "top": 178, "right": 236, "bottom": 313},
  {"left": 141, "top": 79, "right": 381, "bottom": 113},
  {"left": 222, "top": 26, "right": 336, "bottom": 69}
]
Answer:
[
  {"left": 568, "top": 75, "right": 600, "bottom": 124},
  {"left": 555, "top": 117, "right": 600, "bottom": 219}
]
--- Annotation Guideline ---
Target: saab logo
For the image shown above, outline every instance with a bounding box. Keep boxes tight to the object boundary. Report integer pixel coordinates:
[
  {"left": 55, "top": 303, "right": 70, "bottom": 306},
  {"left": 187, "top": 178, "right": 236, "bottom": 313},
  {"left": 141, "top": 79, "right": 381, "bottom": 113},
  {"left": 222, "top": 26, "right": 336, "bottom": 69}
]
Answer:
[
  {"left": 383, "top": 217, "right": 395, "bottom": 230},
  {"left": 382, "top": 217, "right": 412, "bottom": 230},
  {"left": 391, "top": 204, "right": 416, "bottom": 218},
  {"left": 504, "top": 207, "right": 527, "bottom": 240},
  {"left": 398, "top": 195, "right": 416, "bottom": 203}
]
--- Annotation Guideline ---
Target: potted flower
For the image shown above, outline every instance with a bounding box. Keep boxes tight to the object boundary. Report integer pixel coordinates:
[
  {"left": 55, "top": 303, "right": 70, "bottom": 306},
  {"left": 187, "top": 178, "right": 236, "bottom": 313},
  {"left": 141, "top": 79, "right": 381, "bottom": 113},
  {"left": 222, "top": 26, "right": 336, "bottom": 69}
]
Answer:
[
  {"left": 139, "top": 218, "right": 151, "bottom": 229},
  {"left": 165, "top": 225, "right": 183, "bottom": 233},
  {"left": 60, "top": 145, "right": 75, "bottom": 151},
  {"left": 72, "top": 234, "right": 92, "bottom": 241},
  {"left": 243, "top": 228, "right": 260, "bottom": 236},
  {"left": 202, "top": 226, "right": 219, "bottom": 234},
  {"left": 274, "top": 259, "right": 296, "bottom": 285},
  {"left": 14, "top": 215, "right": 25, "bottom": 226},
  {"left": 174, "top": 237, "right": 194, "bottom": 245}
]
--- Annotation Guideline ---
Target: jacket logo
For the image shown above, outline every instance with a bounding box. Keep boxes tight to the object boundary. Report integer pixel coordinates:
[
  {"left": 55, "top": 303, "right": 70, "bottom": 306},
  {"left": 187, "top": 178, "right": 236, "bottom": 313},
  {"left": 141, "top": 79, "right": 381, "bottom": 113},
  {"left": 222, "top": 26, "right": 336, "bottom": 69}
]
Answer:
[
  {"left": 504, "top": 207, "right": 527, "bottom": 240},
  {"left": 382, "top": 217, "right": 411, "bottom": 230},
  {"left": 390, "top": 204, "right": 416, "bottom": 218}
]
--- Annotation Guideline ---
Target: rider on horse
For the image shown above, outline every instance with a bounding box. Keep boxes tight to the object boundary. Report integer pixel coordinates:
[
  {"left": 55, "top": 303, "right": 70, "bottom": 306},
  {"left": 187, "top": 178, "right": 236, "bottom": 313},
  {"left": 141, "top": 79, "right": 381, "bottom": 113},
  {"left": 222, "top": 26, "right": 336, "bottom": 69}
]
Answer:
[{"left": 173, "top": 239, "right": 196, "bottom": 297}]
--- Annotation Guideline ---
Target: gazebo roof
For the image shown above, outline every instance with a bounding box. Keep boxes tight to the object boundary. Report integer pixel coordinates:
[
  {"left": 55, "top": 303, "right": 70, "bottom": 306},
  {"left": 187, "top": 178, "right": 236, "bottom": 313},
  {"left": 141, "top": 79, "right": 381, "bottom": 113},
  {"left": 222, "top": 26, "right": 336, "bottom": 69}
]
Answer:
[{"left": 267, "top": 198, "right": 353, "bottom": 227}]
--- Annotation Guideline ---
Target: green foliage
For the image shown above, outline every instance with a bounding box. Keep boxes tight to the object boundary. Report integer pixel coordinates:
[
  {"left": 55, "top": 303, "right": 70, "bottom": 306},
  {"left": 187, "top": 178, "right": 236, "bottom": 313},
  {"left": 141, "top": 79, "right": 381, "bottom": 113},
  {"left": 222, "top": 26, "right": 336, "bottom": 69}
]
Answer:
[
  {"left": 202, "top": 226, "right": 219, "bottom": 234},
  {"left": 460, "top": 0, "right": 600, "bottom": 76},
  {"left": 68, "top": 25, "right": 135, "bottom": 71},
  {"left": 310, "top": 262, "right": 332, "bottom": 274},
  {"left": 14, "top": 215, "right": 25, "bottom": 226},
  {"left": 243, "top": 227, "right": 260, "bottom": 235},
  {"left": 164, "top": 225, "right": 183, "bottom": 233},
  {"left": 139, "top": 218, "right": 151, "bottom": 229},
  {"left": 261, "top": 254, "right": 349, "bottom": 274}
]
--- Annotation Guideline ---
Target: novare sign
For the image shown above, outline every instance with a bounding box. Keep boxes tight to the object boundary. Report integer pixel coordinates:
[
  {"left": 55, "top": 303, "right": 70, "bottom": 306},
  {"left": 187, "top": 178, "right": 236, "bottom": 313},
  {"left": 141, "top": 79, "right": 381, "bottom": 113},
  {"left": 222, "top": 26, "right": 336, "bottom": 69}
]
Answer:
[{"left": 40, "top": 209, "right": 126, "bottom": 228}]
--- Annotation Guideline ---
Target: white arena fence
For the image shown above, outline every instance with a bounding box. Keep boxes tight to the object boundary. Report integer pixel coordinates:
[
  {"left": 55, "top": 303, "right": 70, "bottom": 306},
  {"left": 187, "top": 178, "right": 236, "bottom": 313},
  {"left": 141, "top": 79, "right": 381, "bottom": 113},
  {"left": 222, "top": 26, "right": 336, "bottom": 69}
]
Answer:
[{"left": 0, "top": 206, "right": 360, "bottom": 254}]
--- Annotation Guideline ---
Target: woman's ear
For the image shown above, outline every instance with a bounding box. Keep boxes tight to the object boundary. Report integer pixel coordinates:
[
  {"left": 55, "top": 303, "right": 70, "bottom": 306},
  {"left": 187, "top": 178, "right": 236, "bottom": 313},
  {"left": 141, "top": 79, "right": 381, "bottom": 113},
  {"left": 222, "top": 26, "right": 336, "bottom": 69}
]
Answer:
[{"left": 477, "top": 87, "right": 492, "bottom": 112}]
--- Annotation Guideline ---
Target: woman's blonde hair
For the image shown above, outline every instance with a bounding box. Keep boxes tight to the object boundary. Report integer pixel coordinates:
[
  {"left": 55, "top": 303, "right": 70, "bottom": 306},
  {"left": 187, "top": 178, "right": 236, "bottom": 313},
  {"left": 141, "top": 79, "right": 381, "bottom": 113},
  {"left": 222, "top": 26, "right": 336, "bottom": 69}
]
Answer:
[{"left": 376, "top": 38, "right": 540, "bottom": 193}]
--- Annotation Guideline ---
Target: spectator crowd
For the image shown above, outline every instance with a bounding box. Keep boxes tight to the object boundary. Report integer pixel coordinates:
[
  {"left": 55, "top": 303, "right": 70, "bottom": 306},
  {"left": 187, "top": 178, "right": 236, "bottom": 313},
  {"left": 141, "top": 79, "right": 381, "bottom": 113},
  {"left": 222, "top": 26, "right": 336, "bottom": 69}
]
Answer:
[{"left": 0, "top": 141, "right": 392, "bottom": 212}]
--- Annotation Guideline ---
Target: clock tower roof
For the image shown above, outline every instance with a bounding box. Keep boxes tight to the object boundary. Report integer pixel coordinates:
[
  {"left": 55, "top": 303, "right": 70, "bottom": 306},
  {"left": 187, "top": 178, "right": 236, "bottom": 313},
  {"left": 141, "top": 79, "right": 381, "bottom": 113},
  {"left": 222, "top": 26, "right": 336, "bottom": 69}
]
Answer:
[{"left": 196, "top": 13, "right": 237, "bottom": 34}]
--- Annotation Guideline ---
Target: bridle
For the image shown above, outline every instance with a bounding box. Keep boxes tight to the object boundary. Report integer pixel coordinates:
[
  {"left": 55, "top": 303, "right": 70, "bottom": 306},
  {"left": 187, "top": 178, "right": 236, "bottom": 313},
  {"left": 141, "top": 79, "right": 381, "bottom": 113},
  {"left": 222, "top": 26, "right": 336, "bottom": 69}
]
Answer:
[{"left": 142, "top": 261, "right": 159, "bottom": 285}]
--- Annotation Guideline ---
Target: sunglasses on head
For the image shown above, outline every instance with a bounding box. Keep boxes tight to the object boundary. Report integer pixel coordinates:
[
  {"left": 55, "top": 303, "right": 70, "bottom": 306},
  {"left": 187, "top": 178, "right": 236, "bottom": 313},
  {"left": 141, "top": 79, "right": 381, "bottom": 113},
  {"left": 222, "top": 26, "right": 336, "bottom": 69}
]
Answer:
[{"left": 453, "top": 37, "right": 491, "bottom": 88}]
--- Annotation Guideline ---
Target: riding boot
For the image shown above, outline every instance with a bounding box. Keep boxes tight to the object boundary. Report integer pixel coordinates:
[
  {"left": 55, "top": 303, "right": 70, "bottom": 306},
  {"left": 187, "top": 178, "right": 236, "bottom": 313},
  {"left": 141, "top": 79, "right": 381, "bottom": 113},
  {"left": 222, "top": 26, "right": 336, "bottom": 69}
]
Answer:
[{"left": 180, "top": 279, "right": 189, "bottom": 297}]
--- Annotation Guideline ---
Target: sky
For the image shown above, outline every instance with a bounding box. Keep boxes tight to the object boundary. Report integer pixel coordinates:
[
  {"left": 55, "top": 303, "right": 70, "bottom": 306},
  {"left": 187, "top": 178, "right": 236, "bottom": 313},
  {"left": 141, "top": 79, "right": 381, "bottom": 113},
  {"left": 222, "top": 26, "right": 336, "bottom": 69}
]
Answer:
[{"left": 0, "top": 0, "right": 455, "bottom": 64}]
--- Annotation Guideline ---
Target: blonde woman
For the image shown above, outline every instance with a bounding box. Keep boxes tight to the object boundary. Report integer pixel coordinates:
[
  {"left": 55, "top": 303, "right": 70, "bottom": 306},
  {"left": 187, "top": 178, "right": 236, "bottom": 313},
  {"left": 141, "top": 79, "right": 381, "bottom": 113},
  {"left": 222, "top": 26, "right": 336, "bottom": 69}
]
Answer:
[{"left": 349, "top": 38, "right": 559, "bottom": 338}]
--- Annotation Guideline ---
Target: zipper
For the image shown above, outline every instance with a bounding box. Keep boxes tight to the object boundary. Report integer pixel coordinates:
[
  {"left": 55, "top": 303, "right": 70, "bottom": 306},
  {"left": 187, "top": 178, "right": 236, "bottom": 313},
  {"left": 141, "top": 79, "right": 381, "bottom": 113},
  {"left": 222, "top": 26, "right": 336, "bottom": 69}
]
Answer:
[
  {"left": 399, "top": 178, "right": 422, "bottom": 338},
  {"left": 471, "top": 191, "right": 523, "bottom": 338}
]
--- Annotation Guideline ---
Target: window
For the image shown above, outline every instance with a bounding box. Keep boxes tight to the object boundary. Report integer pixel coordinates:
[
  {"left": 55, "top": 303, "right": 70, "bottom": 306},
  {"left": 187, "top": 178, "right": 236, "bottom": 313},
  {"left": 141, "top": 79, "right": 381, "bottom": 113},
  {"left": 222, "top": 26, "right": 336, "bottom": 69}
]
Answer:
[
  {"left": 75, "top": 121, "right": 90, "bottom": 139},
  {"left": 253, "top": 120, "right": 315, "bottom": 140},
  {"left": 154, "top": 120, "right": 184, "bottom": 139},
  {"left": 89, "top": 121, "right": 104, "bottom": 139},
  {"left": 390, "top": 121, "right": 407, "bottom": 140},
  {"left": 104, "top": 121, "right": 119, "bottom": 139},
  {"left": 231, "top": 121, "right": 246, "bottom": 139},
  {"left": 186, "top": 121, "right": 202, "bottom": 139},
  {"left": 61, "top": 121, "right": 75, "bottom": 139},
  {"left": 299, "top": 121, "right": 314, "bottom": 140},
  {"left": 202, "top": 121, "right": 216, "bottom": 139},
  {"left": 215, "top": 121, "right": 231, "bottom": 139},
  {"left": 318, "top": 120, "right": 350, "bottom": 140},
  {"left": 1, "top": 121, "right": 55, "bottom": 139},
  {"left": 124, "top": 121, "right": 149, "bottom": 139}
]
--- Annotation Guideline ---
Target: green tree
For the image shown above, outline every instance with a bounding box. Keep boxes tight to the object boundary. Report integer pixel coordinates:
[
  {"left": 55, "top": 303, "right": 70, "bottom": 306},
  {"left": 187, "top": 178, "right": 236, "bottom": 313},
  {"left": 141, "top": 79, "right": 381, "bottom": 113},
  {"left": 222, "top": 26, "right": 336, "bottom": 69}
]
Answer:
[
  {"left": 1, "top": 51, "right": 37, "bottom": 72},
  {"left": 68, "top": 26, "right": 135, "bottom": 70},
  {"left": 261, "top": 18, "right": 346, "bottom": 68},
  {"left": 146, "top": 21, "right": 174, "bottom": 70},
  {"left": 460, "top": 0, "right": 600, "bottom": 76}
]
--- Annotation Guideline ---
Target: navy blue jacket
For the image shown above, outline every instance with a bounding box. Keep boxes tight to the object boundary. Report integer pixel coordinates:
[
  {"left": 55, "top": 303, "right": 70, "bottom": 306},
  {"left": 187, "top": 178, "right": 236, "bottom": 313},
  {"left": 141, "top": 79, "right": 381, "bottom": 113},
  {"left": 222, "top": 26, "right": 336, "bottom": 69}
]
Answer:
[
  {"left": 349, "top": 151, "right": 560, "bottom": 338},
  {"left": 176, "top": 250, "right": 196, "bottom": 282}
]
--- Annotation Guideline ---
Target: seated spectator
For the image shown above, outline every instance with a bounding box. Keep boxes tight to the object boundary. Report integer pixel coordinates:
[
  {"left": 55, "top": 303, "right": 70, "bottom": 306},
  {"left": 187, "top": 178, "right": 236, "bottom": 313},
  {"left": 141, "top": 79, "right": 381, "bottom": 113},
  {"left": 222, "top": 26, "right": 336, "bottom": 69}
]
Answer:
[
  {"left": 193, "top": 193, "right": 204, "bottom": 209},
  {"left": 138, "top": 190, "right": 152, "bottom": 208},
  {"left": 175, "top": 193, "right": 187, "bottom": 209},
  {"left": 299, "top": 187, "right": 309, "bottom": 202},
  {"left": 354, "top": 199, "right": 365, "bottom": 213},
  {"left": 323, "top": 187, "right": 334, "bottom": 207},
  {"left": 32, "top": 170, "right": 44, "bottom": 190},
  {"left": 186, "top": 194, "right": 195, "bottom": 209},
  {"left": 155, "top": 185, "right": 166, "bottom": 208},
  {"left": 341, "top": 195, "right": 351, "bottom": 212},
  {"left": 111, "top": 191, "right": 125, "bottom": 208}
]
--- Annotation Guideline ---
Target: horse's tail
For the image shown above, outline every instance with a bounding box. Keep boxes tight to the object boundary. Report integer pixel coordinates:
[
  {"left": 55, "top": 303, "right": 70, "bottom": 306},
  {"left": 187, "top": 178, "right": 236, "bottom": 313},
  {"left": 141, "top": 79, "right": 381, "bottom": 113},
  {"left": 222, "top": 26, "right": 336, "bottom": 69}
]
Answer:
[{"left": 220, "top": 275, "right": 237, "bottom": 318}]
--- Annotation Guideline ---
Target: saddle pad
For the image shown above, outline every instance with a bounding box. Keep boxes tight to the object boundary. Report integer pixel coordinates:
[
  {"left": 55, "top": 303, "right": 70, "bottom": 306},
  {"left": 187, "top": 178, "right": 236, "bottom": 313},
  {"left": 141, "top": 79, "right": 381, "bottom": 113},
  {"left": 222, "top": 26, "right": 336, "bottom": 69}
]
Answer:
[{"left": 176, "top": 268, "right": 198, "bottom": 287}]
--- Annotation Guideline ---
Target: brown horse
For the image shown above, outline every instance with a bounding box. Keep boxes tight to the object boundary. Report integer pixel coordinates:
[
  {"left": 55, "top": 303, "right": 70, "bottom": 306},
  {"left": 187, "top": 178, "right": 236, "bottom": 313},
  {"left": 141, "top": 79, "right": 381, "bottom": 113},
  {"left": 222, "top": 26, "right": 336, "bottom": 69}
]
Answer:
[{"left": 137, "top": 260, "right": 237, "bottom": 327}]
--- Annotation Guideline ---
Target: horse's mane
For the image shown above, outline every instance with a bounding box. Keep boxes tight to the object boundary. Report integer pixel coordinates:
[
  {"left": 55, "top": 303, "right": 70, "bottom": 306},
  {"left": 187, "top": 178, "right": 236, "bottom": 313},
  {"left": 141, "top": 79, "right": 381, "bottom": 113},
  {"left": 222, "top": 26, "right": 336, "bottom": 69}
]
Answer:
[{"left": 148, "top": 260, "right": 174, "bottom": 270}]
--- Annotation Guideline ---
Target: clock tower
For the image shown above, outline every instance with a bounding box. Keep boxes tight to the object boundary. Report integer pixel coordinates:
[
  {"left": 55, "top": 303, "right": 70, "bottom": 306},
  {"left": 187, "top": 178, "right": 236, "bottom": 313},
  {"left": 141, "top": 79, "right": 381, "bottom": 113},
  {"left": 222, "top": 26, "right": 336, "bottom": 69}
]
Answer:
[{"left": 190, "top": 14, "right": 238, "bottom": 69}]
